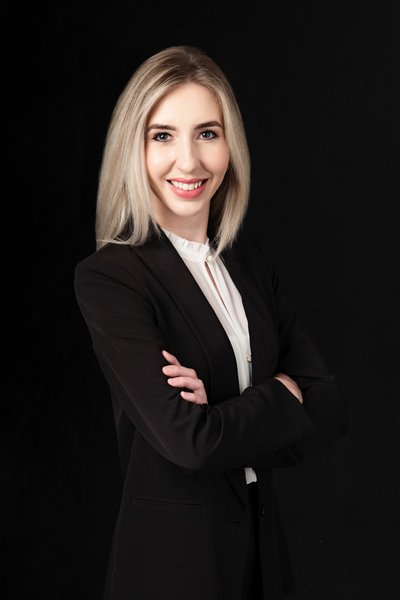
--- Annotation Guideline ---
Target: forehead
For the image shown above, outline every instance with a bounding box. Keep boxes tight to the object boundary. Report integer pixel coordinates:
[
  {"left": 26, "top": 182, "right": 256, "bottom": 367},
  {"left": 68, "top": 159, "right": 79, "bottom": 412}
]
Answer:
[{"left": 149, "top": 82, "right": 222, "bottom": 123}]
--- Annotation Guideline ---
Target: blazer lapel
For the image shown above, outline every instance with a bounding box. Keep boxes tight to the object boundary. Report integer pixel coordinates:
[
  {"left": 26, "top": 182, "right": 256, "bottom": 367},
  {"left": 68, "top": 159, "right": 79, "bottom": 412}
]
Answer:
[
  {"left": 132, "top": 230, "right": 240, "bottom": 404},
  {"left": 222, "top": 245, "right": 279, "bottom": 385},
  {"left": 133, "top": 231, "right": 276, "bottom": 508}
]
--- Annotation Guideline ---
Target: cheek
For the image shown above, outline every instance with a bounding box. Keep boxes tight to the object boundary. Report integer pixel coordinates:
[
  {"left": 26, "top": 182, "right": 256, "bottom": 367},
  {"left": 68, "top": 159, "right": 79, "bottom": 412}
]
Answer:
[
  {"left": 146, "top": 147, "right": 171, "bottom": 179},
  {"left": 204, "top": 143, "right": 230, "bottom": 176}
]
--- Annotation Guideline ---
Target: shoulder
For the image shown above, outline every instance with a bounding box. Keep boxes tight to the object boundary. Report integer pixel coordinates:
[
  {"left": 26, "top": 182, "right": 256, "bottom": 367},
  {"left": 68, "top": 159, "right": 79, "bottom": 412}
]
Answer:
[
  {"left": 75, "top": 242, "right": 135, "bottom": 277},
  {"left": 223, "top": 229, "right": 275, "bottom": 278},
  {"left": 74, "top": 242, "right": 149, "bottom": 297}
]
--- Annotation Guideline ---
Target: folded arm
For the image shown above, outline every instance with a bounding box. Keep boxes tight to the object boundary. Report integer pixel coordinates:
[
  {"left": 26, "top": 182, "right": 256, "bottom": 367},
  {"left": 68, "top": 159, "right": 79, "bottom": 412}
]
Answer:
[{"left": 74, "top": 256, "right": 316, "bottom": 478}]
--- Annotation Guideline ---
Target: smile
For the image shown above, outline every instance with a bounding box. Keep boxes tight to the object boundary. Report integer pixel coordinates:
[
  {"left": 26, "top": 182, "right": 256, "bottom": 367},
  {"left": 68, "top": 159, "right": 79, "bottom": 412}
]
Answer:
[
  {"left": 169, "top": 179, "right": 206, "bottom": 191},
  {"left": 167, "top": 179, "right": 207, "bottom": 199}
]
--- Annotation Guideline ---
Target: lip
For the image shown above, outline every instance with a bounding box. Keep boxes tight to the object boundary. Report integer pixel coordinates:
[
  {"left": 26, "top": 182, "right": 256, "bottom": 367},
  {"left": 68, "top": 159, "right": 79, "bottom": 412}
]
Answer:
[
  {"left": 170, "top": 178, "right": 204, "bottom": 184},
  {"left": 168, "top": 178, "right": 207, "bottom": 199}
]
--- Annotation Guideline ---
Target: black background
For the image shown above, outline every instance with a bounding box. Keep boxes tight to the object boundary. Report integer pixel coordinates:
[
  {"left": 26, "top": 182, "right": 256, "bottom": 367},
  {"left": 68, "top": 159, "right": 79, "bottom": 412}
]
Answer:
[{"left": 5, "top": 2, "right": 400, "bottom": 599}]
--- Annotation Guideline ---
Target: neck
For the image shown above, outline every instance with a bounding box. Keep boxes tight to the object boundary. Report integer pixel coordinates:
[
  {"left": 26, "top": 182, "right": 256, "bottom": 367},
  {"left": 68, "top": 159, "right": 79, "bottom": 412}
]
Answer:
[{"left": 155, "top": 215, "right": 209, "bottom": 244}]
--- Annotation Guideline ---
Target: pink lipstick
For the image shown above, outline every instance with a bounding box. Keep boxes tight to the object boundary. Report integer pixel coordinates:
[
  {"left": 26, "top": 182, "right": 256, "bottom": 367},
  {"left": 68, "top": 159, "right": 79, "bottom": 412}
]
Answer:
[{"left": 168, "top": 179, "right": 207, "bottom": 199}]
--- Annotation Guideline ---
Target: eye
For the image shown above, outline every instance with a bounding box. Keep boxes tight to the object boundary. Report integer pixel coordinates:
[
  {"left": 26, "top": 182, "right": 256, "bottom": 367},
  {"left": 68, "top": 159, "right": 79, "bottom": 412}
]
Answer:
[
  {"left": 199, "top": 130, "right": 217, "bottom": 140},
  {"left": 153, "top": 132, "right": 171, "bottom": 142}
]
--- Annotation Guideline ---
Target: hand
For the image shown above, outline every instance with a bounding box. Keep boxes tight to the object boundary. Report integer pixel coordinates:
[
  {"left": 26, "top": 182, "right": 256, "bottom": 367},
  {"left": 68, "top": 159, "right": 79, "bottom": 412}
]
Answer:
[
  {"left": 162, "top": 350, "right": 208, "bottom": 405},
  {"left": 274, "top": 372, "right": 303, "bottom": 404}
]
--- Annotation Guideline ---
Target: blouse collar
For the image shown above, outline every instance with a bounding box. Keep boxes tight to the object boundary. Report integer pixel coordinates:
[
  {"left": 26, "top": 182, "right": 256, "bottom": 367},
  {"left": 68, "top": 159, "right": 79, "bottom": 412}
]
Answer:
[{"left": 162, "top": 228, "right": 214, "bottom": 263}]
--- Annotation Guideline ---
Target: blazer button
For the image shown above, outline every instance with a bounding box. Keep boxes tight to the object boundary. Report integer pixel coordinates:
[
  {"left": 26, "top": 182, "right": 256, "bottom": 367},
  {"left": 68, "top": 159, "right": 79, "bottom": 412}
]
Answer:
[{"left": 259, "top": 503, "right": 265, "bottom": 517}]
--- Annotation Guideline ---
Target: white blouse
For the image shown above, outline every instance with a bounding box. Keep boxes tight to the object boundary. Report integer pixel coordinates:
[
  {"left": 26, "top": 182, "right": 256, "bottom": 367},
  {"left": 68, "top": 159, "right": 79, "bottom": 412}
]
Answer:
[{"left": 163, "top": 229, "right": 257, "bottom": 484}]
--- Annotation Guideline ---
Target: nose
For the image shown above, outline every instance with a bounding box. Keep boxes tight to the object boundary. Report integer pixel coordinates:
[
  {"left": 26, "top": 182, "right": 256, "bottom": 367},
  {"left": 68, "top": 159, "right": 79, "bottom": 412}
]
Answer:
[{"left": 175, "top": 138, "right": 200, "bottom": 173}]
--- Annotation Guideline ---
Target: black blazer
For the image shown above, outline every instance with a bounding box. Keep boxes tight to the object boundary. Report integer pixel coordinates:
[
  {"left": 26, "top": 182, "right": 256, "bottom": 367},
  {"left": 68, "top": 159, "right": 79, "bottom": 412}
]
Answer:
[{"left": 74, "top": 229, "right": 347, "bottom": 600}]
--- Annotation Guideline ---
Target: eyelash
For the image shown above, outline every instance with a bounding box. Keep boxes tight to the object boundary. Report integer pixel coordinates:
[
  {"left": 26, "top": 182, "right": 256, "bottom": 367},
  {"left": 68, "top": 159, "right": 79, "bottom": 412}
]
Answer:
[{"left": 152, "top": 130, "right": 218, "bottom": 142}]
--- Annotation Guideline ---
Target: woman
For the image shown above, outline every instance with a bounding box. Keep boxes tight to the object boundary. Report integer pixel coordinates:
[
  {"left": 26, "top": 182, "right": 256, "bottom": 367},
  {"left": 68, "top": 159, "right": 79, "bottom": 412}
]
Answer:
[{"left": 74, "top": 45, "right": 346, "bottom": 600}]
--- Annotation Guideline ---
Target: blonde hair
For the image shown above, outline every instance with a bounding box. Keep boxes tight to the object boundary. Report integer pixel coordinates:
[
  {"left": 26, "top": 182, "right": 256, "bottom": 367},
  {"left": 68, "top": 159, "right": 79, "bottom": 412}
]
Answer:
[{"left": 96, "top": 45, "right": 251, "bottom": 255}]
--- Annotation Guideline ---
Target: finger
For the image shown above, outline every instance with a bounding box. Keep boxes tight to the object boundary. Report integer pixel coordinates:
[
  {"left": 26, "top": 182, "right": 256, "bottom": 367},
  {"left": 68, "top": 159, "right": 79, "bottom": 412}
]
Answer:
[
  {"left": 180, "top": 391, "right": 207, "bottom": 405},
  {"left": 166, "top": 376, "right": 202, "bottom": 391},
  {"left": 162, "top": 365, "right": 197, "bottom": 378},
  {"left": 181, "top": 391, "right": 208, "bottom": 405},
  {"left": 180, "top": 391, "right": 204, "bottom": 404},
  {"left": 162, "top": 349, "right": 181, "bottom": 367}
]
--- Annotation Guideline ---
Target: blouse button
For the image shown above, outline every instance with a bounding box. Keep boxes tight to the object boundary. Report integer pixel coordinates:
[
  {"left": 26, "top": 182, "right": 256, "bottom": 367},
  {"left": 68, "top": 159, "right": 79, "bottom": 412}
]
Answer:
[
  {"left": 205, "top": 255, "right": 213, "bottom": 262},
  {"left": 246, "top": 353, "right": 252, "bottom": 362}
]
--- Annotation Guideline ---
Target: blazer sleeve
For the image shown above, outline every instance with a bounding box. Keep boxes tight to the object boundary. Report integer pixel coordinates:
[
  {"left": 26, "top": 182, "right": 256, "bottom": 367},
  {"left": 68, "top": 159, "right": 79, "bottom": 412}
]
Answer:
[
  {"left": 247, "top": 244, "right": 348, "bottom": 469},
  {"left": 74, "top": 252, "right": 317, "bottom": 478}
]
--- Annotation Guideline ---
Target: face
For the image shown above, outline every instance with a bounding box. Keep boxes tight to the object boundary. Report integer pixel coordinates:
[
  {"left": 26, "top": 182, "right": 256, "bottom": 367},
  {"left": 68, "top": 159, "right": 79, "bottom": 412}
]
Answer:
[{"left": 145, "top": 82, "right": 230, "bottom": 240}]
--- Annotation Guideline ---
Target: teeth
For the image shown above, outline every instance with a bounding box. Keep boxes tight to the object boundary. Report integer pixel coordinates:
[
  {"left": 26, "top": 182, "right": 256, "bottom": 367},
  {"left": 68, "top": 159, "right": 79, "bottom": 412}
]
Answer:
[{"left": 170, "top": 180, "right": 204, "bottom": 191}]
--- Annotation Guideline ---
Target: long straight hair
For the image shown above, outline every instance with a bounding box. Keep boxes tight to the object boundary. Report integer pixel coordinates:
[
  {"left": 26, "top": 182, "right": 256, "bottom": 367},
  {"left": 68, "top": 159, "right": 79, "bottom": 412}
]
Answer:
[{"left": 96, "top": 45, "right": 251, "bottom": 256}]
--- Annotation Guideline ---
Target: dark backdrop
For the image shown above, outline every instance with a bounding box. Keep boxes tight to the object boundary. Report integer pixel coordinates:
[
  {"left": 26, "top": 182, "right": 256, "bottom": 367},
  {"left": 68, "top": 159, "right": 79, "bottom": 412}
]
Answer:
[{"left": 5, "top": 2, "right": 400, "bottom": 599}]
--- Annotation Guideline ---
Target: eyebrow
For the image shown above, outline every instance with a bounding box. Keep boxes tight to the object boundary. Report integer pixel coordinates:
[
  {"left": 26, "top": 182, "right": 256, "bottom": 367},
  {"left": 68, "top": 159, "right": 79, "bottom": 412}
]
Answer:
[{"left": 147, "top": 120, "right": 223, "bottom": 132}]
